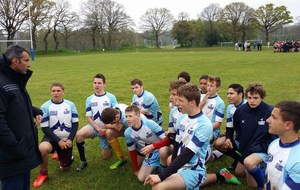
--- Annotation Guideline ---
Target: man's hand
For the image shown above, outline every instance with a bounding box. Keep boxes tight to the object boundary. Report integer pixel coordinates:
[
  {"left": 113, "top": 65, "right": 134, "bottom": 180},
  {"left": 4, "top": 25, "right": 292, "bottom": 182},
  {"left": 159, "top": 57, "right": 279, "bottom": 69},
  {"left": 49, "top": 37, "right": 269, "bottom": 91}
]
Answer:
[
  {"left": 34, "top": 114, "right": 42, "bottom": 127},
  {"left": 224, "top": 138, "right": 233, "bottom": 149},
  {"left": 141, "top": 144, "right": 154, "bottom": 155},
  {"left": 144, "top": 174, "right": 161, "bottom": 186}
]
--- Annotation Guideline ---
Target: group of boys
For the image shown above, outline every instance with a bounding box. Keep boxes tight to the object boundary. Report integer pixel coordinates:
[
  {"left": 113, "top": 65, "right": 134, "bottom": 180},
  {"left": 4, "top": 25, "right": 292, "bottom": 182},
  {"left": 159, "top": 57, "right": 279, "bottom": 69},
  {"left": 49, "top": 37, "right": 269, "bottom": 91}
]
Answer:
[{"left": 32, "top": 71, "right": 300, "bottom": 190}]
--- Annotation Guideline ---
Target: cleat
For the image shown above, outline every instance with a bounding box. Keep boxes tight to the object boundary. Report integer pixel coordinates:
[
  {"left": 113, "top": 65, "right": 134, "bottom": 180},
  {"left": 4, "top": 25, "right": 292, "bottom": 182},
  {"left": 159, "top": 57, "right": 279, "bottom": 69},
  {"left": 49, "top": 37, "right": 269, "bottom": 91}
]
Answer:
[
  {"left": 52, "top": 152, "right": 58, "bottom": 161},
  {"left": 109, "top": 160, "right": 127, "bottom": 170},
  {"left": 33, "top": 174, "right": 48, "bottom": 188},
  {"left": 220, "top": 168, "right": 241, "bottom": 185},
  {"left": 76, "top": 161, "right": 87, "bottom": 172}
]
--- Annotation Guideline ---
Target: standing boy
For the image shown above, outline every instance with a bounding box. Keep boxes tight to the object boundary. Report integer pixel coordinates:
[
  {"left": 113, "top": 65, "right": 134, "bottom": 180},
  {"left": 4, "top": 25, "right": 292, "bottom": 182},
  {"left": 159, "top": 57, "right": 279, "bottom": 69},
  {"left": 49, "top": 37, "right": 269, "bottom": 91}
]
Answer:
[
  {"left": 131, "top": 79, "right": 163, "bottom": 125},
  {"left": 124, "top": 105, "right": 165, "bottom": 182},
  {"left": 75, "top": 74, "right": 118, "bottom": 171},
  {"left": 33, "top": 82, "right": 78, "bottom": 188},
  {"left": 144, "top": 83, "right": 213, "bottom": 190},
  {"left": 266, "top": 101, "right": 300, "bottom": 189}
]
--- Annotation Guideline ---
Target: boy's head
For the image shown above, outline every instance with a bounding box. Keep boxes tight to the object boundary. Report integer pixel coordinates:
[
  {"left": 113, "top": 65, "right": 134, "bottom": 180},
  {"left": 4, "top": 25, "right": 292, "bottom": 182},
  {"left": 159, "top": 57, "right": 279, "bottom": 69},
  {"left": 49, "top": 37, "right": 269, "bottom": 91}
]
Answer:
[
  {"left": 101, "top": 108, "right": 120, "bottom": 124},
  {"left": 245, "top": 83, "right": 266, "bottom": 108},
  {"left": 177, "top": 71, "right": 191, "bottom": 82},
  {"left": 207, "top": 76, "right": 221, "bottom": 96},
  {"left": 125, "top": 105, "right": 141, "bottom": 126},
  {"left": 227, "top": 84, "right": 244, "bottom": 106},
  {"left": 50, "top": 82, "right": 64, "bottom": 103},
  {"left": 267, "top": 101, "right": 300, "bottom": 134},
  {"left": 131, "top": 79, "right": 143, "bottom": 96},
  {"left": 169, "top": 80, "right": 187, "bottom": 106},
  {"left": 177, "top": 83, "right": 200, "bottom": 114},
  {"left": 199, "top": 75, "right": 208, "bottom": 94},
  {"left": 93, "top": 74, "right": 106, "bottom": 93}
]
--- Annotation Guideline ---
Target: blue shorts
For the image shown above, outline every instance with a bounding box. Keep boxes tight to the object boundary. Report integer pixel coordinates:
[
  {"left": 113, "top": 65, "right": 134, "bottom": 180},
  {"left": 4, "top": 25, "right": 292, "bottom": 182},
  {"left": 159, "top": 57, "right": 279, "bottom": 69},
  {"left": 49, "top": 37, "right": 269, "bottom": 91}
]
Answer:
[
  {"left": 255, "top": 152, "right": 268, "bottom": 163},
  {"left": 87, "top": 124, "right": 111, "bottom": 149},
  {"left": 142, "top": 150, "right": 160, "bottom": 167},
  {"left": 178, "top": 168, "right": 206, "bottom": 190}
]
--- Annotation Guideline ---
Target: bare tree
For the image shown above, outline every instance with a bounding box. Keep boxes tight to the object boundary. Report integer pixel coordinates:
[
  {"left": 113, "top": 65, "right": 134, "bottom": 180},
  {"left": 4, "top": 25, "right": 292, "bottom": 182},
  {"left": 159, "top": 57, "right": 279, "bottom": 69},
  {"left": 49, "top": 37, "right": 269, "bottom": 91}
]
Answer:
[
  {"left": 60, "top": 11, "right": 79, "bottom": 49},
  {"left": 101, "top": 0, "right": 133, "bottom": 49},
  {"left": 0, "top": 0, "right": 29, "bottom": 47},
  {"left": 30, "top": 0, "right": 55, "bottom": 50},
  {"left": 140, "top": 8, "right": 174, "bottom": 48},
  {"left": 200, "top": 3, "right": 221, "bottom": 30},
  {"left": 177, "top": 12, "right": 190, "bottom": 21},
  {"left": 81, "top": 0, "right": 104, "bottom": 49}
]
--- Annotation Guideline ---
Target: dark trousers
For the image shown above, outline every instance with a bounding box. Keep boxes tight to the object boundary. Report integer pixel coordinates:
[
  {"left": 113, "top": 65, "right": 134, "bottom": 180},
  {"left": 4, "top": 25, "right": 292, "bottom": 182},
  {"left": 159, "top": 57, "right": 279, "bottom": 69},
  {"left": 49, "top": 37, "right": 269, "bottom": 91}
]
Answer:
[{"left": 1, "top": 171, "right": 30, "bottom": 190}]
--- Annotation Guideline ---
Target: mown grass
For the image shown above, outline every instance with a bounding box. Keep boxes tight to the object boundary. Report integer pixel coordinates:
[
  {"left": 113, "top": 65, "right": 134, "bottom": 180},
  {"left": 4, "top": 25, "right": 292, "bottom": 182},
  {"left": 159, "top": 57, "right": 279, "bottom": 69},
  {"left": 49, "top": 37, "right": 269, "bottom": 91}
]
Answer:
[{"left": 28, "top": 47, "right": 300, "bottom": 190}]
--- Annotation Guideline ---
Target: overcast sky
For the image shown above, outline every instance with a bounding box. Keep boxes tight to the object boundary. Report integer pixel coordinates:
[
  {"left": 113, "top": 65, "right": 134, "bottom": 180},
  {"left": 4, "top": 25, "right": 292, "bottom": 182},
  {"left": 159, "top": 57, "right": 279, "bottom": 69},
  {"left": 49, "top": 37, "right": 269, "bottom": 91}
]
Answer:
[{"left": 71, "top": 0, "right": 299, "bottom": 25}]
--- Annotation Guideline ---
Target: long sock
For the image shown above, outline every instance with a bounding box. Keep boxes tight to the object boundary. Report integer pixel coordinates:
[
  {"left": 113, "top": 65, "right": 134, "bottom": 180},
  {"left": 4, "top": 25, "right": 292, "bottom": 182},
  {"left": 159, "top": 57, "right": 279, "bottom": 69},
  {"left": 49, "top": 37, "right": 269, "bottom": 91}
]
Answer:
[
  {"left": 248, "top": 166, "right": 264, "bottom": 189},
  {"left": 108, "top": 139, "right": 125, "bottom": 160},
  {"left": 76, "top": 141, "right": 86, "bottom": 162},
  {"left": 216, "top": 172, "right": 225, "bottom": 182},
  {"left": 223, "top": 149, "right": 242, "bottom": 163},
  {"left": 39, "top": 169, "right": 48, "bottom": 176}
]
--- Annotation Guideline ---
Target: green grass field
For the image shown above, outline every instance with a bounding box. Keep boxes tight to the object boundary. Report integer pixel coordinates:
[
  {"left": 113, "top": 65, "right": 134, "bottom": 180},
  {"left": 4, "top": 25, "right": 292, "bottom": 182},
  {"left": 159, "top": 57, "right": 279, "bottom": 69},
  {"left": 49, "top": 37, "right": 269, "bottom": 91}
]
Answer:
[{"left": 28, "top": 47, "right": 300, "bottom": 190}]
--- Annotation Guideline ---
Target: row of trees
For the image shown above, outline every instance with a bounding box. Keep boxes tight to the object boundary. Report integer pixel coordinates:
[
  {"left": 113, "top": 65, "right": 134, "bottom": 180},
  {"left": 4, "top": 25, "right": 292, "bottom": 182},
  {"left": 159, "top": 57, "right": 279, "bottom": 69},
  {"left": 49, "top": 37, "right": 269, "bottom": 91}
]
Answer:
[{"left": 0, "top": 0, "right": 297, "bottom": 52}]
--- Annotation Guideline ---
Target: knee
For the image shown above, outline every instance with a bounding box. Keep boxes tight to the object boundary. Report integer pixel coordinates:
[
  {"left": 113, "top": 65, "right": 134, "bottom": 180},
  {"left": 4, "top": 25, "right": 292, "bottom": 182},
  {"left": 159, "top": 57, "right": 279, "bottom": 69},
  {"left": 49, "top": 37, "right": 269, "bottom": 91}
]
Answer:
[
  {"left": 243, "top": 157, "right": 256, "bottom": 170},
  {"left": 105, "top": 129, "right": 114, "bottom": 140}
]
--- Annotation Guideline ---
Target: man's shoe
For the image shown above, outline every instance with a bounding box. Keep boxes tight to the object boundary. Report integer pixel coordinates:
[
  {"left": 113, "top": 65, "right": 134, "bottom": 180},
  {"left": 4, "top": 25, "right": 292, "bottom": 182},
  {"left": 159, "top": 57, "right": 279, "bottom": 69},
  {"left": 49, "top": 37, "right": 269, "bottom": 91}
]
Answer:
[
  {"left": 109, "top": 160, "right": 127, "bottom": 170},
  {"left": 76, "top": 161, "right": 87, "bottom": 172},
  {"left": 33, "top": 174, "right": 48, "bottom": 188},
  {"left": 52, "top": 152, "right": 58, "bottom": 161},
  {"left": 220, "top": 168, "right": 241, "bottom": 185}
]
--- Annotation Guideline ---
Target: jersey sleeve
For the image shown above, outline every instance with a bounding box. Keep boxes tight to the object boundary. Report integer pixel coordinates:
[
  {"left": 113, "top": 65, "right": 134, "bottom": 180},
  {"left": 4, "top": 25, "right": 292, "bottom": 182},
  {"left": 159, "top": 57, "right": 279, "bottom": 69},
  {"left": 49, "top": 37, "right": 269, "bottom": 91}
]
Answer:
[
  {"left": 40, "top": 101, "right": 50, "bottom": 128},
  {"left": 282, "top": 162, "right": 300, "bottom": 189},
  {"left": 226, "top": 105, "right": 233, "bottom": 128},
  {"left": 70, "top": 102, "right": 79, "bottom": 123},
  {"left": 215, "top": 100, "right": 225, "bottom": 123},
  {"left": 187, "top": 123, "right": 212, "bottom": 153},
  {"left": 108, "top": 93, "right": 118, "bottom": 108},
  {"left": 168, "top": 108, "right": 176, "bottom": 133},
  {"left": 141, "top": 94, "right": 154, "bottom": 112},
  {"left": 148, "top": 120, "right": 165, "bottom": 139},
  {"left": 124, "top": 127, "right": 136, "bottom": 151},
  {"left": 85, "top": 96, "right": 92, "bottom": 117}
]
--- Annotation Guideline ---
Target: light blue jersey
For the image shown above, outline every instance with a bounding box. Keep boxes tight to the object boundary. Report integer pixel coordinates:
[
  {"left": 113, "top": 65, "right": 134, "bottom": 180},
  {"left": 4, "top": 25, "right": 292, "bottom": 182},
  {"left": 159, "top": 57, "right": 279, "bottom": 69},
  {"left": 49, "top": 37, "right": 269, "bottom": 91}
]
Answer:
[
  {"left": 86, "top": 92, "right": 118, "bottom": 129},
  {"left": 202, "top": 95, "right": 225, "bottom": 138},
  {"left": 175, "top": 112, "right": 213, "bottom": 189},
  {"left": 226, "top": 99, "right": 247, "bottom": 128},
  {"left": 41, "top": 99, "right": 78, "bottom": 140},
  {"left": 266, "top": 139, "right": 300, "bottom": 190},
  {"left": 168, "top": 106, "right": 185, "bottom": 133},
  {"left": 124, "top": 119, "right": 165, "bottom": 153},
  {"left": 132, "top": 90, "right": 163, "bottom": 125},
  {"left": 176, "top": 112, "right": 213, "bottom": 170}
]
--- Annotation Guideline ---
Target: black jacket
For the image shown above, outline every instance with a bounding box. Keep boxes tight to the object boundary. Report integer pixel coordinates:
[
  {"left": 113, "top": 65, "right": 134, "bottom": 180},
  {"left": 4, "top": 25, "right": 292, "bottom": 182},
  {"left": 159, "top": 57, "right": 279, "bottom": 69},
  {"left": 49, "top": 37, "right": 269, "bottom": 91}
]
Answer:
[
  {"left": 232, "top": 101, "right": 276, "bottom": 159},
  {"left": 0, "top": 56, "right": 42, "bottom": 179}
]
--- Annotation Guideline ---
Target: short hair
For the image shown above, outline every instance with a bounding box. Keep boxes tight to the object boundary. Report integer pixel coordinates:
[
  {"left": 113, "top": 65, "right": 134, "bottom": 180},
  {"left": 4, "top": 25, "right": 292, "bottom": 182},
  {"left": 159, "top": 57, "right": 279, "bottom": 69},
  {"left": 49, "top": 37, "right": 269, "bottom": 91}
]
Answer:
[
  {"left": 131, "top": 79, "right": 143, "bottom": 86},
  {"left": 177, "top": 83, "right": 200, "bottom": 106},
  {"left": 101, "top": 108, "right": 119, "bottom": 124},
  {"left": 3, "top": 45, "right": 29, "bottom": 65},
  {"left": 199, "top": 75, "right": 208, "bottom": 81},
  {"left": 177, "top": 71, "right": 191, "bottom": 82},
  {"left": 94, "top": 73, "right": 106, "bottom": 83},
  {"left": 275, "top": 101, "right": 300, "bottom": 132},
  {"left": 245, "top": 83, "right": 266, "bottom": 99},
  {"left": 208, "top": 76, "right": 221, "bottom": 87},
  {"left": 169, "top": 80, "right": 187, "bottom": 91},
  {"left": 125, "top": 105, "right": 140, "bottom": 115},
  {"left": 228, "top": 84, "right": 244, "bottom": 98},
  {"left": 50, "top": 82, "right": 64, "bottom": 91}
]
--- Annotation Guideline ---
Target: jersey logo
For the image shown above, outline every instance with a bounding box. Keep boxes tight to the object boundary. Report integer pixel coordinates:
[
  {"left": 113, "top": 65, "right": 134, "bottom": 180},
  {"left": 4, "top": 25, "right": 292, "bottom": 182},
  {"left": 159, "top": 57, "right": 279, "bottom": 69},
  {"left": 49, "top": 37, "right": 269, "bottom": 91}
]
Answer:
[
  {"left": 103, "top": 101, "right": 109, "bottom": 106},
  {"left": 241, "top": 120, "right": 245, "bottom": 123},
  {"left": 267, "top": 153, "right": 273, "bottom": 162},
  {"left": 50, "top": 111, "right": 58, "bottom": 116},
  {"left": 91, "top": 102, "right": 98, "bottom": 107},
  {"left": 258, "top": 118, "right": 266, "bottom": 125},
  {"left": 179, "top": 124, "right": 185, "bottom": 132},
  {"left": 187, "top": 127, "right": 194, "bottom": 135},
  {"left": 207, "top": 104, "right": 214, "bottom": 110},
  {"left": 275, "top": 160, "right": 284, "bottom": 171},
  {"left": 64, "top": 109, "right": 70, "bottom": 114},
  {"left": 146, "top": 132, "right": 153, "bottom": 138}
]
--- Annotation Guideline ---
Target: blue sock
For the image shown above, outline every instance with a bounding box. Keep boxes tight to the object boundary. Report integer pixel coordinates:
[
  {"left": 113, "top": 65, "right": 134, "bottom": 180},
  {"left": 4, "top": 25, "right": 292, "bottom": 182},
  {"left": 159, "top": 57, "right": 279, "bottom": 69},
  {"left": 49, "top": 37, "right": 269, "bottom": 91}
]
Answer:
[{"left": 248, "top": 166, "right": 264, "bottom": 189}]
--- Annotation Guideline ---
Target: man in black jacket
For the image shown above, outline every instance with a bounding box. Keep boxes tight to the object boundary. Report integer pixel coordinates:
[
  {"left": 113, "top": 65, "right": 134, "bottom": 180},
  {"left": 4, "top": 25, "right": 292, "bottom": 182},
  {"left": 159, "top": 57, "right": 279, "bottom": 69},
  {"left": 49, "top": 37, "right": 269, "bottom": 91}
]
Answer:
[{"left": 0, "top": 45, "right": 42, "bottom": 190}]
